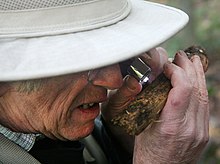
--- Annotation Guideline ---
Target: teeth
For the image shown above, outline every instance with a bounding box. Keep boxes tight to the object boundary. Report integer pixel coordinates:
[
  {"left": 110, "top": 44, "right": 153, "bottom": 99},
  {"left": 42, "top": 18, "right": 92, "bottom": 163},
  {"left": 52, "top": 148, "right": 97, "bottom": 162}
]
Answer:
[
  {"left": 89, "top": 103, "right": 94, "bottom": 107},
  {"left": 81, "top": 103, "right": 95, "bottom": 109},
  {"left": 82, "top": 104, "right": 89, "bottom": 109}
]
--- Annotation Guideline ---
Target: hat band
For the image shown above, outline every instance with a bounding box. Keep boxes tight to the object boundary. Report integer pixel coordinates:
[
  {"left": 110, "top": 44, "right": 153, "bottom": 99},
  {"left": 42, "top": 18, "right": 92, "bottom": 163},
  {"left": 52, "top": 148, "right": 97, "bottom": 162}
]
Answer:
[{"left": 0, "top": 0, "right": 131, "bottom": 38}]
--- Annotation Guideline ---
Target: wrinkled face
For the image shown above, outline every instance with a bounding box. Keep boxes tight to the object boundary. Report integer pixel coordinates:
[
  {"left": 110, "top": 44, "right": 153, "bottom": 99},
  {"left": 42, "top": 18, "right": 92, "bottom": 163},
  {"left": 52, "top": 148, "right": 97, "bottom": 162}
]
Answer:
[{"left": 0, "top": 64, "right": 123, "bottom": 141}]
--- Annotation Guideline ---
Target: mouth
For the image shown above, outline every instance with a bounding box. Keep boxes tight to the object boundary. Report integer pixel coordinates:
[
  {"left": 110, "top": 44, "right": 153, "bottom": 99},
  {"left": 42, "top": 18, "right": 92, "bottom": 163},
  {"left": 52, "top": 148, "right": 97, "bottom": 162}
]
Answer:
[
  {"left": 77, "top": 102, "right": 100, "bottom": 116},
  {"left": 78, "top": 103, "right": 98, "bottom": 110}
]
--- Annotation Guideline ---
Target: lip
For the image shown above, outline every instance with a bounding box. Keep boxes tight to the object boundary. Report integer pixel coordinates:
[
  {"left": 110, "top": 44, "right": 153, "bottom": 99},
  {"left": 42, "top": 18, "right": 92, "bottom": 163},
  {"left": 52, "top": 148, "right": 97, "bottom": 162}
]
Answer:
[
  {"left": 76, "top": 95, "right": 108, "bottom": 110},
  {"left": 70, "top": 87, "right": 108, "bottom": 120},
  {"left": 78, "top": 103, "right": 101, "bottom": 119}
]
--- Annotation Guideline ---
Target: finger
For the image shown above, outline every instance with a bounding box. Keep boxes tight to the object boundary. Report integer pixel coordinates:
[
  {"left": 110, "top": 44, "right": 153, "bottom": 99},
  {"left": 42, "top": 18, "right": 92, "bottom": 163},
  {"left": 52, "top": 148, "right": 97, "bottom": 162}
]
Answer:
[
  {"left": 173, "top": 52, "right": 208, "bottom": 118},
  {"left": 161, "top": 62, "right": 193, "bottom": 120},
  {"left": 140, "top": 47, "right": 168, "bottom": 82},
  {"left": 191, "top": 55, "right": 209, "bottom": 139},
  {"left": 191, "top": 55, "right": 208, "bottom": 101},
  {"left": 145, "top": 47, "right": 168, "bottom": 73},
  {"left": 173, "top": 50, "right": 197, "bottom": 85},
  {"left": 102, "top": 75, "right": 142, "bottom": 120},
  {"left": 109, "top": 76, "right": 142, "bottom": 108}
]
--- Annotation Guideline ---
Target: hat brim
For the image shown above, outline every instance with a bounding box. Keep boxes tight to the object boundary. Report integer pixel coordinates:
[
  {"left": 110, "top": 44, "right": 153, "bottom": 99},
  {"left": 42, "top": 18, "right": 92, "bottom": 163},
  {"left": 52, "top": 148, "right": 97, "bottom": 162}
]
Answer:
[{"left": 0, "top": 0, "right": 188, "bottom": 81}]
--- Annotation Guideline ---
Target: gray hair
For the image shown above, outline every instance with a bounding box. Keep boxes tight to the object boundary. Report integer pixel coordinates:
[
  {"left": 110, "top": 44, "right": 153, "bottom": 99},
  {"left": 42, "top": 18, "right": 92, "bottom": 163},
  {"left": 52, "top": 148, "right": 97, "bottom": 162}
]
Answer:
[{"left": 13, "top": 79, "right": 45, "bottom": 93}]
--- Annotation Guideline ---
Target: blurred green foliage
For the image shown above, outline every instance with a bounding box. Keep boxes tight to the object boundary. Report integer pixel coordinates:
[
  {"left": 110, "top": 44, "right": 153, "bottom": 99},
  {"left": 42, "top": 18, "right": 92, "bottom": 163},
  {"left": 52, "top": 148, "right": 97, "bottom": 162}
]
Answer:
[
  {"left": 149, "top": 0, "right": 220, "bottom": 59},
  {"left": 193, "top": 0, "right": 220, "bottom": 58}
]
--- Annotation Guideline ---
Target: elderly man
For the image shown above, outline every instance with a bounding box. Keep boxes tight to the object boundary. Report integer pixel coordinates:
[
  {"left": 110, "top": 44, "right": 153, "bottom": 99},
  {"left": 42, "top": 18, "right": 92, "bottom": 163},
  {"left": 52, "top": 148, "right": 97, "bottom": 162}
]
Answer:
[{"left": 0, "top": 0, "right": 209, "bottom": 163}]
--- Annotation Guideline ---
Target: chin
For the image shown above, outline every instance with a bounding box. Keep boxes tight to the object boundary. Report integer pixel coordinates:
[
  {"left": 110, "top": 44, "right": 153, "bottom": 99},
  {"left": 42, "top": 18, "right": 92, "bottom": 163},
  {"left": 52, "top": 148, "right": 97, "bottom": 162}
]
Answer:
[
  {"left": 78, "top": 125, "right": 94, "bottom": 139},
  {"left": 62, "top": 122, "right": 95, "bottom": 141}
]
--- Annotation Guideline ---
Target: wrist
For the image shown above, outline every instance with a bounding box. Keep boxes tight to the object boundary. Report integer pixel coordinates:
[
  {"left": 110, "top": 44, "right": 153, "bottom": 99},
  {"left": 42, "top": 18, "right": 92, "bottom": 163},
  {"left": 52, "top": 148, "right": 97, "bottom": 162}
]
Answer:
[{"left": 133, "top": 136, "right": 198, "bottom": 164}]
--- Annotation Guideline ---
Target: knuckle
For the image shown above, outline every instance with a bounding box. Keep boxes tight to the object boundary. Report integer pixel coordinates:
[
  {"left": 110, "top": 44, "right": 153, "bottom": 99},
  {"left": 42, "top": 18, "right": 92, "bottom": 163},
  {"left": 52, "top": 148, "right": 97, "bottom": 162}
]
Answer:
[
  {"left": 203, "top": 134, "right": 209, "bottom": 145},
  {"left": 156, "top": 47, "right": 168, "bottom": 58},
  {"left": 196, "top": 132, "right": 209, "bottom": 148},
  {"left": 199, "top": 90, "right": 209, "bottom": 104},
  {"left": 169, "top": 83, "right": 192, "bottom": 108},
  {"left": 202, "top": 133, "right": 209, "bottom": 145}
]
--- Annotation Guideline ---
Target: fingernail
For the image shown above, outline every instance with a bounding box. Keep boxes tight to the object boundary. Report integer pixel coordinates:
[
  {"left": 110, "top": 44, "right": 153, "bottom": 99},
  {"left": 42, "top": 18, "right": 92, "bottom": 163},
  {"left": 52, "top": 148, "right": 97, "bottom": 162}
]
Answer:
[
  {"left": 177, "top": 50, "right": 187, "bottom": 57},
  {"left": 125, "top": 76, "right": 140, "bottom": 91},
  {"left": 164, "top": 61, "right": 172, "bottom": 68},
  {"left": 163, "top": 61, "right": 172, "bottom": 75}
]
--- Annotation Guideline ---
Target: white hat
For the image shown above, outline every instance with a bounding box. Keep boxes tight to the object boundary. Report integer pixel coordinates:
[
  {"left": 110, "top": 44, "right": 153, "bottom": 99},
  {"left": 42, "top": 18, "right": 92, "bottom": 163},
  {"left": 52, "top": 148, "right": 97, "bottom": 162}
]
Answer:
[{"left": 0, "top": 0, "right": 188, "bottom": 81}]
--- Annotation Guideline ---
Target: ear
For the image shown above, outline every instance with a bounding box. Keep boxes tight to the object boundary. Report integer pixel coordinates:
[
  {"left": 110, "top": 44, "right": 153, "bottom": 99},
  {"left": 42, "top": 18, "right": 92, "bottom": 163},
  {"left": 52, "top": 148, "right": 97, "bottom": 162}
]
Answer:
[{"left": 0, "top": 82, "right": 10, "bottom": 96}]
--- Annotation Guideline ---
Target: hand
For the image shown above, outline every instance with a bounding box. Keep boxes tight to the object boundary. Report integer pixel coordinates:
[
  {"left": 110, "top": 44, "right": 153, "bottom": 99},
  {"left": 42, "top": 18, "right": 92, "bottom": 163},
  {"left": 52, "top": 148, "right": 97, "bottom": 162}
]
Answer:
[
  {"left": 101, "top": 47, "right": 168, "bottom": 122},
  {"left": 101, "top": 47, "right": 168, "bottom": 153},
  {"left": 133, "top": 50, "right": 209, "bottom": 164}
]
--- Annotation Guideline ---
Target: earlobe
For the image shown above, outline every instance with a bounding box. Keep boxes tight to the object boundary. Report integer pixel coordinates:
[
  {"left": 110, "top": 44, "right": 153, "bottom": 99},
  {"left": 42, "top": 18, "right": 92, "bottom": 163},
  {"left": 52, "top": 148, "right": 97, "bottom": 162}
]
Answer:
[{"left": 0, "top": 82, "right": 10, "bottom": 96}]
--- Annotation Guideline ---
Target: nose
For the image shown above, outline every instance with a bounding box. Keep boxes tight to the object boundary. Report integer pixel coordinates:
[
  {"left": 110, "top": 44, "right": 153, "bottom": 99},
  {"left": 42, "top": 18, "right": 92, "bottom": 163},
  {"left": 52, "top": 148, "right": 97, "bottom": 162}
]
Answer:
[{"left": 88, "top": 64, "right": 123, "bottom": 90}]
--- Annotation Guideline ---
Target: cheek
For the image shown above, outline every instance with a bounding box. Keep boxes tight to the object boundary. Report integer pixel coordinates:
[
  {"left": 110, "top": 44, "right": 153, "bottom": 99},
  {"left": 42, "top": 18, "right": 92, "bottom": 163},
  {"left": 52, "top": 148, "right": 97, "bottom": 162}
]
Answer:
[
  {"left": 37, "top": 79, "right": 90, "bottom": 138},
  {"left": 36, "top": 76, "right": 85, "bottom": 112},
  {"left": 42, "top": 112, "right": 95, "bottom": 140}
]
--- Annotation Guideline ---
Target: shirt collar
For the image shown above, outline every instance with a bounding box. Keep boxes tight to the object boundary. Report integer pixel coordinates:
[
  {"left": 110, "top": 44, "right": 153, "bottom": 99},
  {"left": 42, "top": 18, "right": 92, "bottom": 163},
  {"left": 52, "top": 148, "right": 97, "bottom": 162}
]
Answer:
[{"left": 0, "top": 124, "right": 36, "bottom": 151}]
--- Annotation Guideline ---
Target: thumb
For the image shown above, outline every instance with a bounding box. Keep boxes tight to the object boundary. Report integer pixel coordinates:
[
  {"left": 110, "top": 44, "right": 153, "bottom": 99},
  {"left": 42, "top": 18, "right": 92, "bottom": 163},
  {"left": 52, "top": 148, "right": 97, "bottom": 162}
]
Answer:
[{"left": 102, "top": 75, "right": 142, "bottom": 121}]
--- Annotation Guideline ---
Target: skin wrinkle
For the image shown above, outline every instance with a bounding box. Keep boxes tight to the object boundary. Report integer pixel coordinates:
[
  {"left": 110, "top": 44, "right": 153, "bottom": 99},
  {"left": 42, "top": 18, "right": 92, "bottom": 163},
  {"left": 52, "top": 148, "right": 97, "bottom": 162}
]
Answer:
[
  {"left": 140, "top": 134, "right": 194, "bottom": 164},
  {"left": 101, "top": 75, "right": 141, "bottom": 122},
  {"left": 0, "top": 94, "right": 29, "bottom": 132},
  {"left": 36, "top": 70, "right": 107, "bottom": 140},
  {"left": 45, "top": 95, "right": 64, "bottom": 140},
  {"left": 23, "top": 109, "right": 38, "bottom": 133},
  {"left": 55, "top": 87, "right": 84, "bottom": 140},
  {"left": 4, "top": 72, "right": 91, "bottom": 140},
  {"left": 43, "top": 76, "right": 87, "bottom": 140},
  {"left": 159, "top": 114, "right": 187, "bottom": 136},
  {"left": 188, "top": 87, "right": 200, "bottom": 115},
  {"left": 37, "top": 90, "right": 59, "bottom": 140},
  {"left": 195, "top": 96, "right": 209, "bottom": 147},
  {"left": 161, "top": 90, "right": 189, "bottom": 121},
  {"left": 9, "top": 81, "right": 56, "bottom": 134},
  {"left": 0, "top": 46, "right": 209, "bottom": 163},
  {"left": 191, "top": 53, "right": 210, "bottom": 145},
  {"left": 24, "top": 92, "right": 56, "bottom": 134},
  {"left": 110, "top": 90, "right": 136, "bottom": 109},
  {"left": 157, "top": 100, "right": 197, "bottom": 162},
  {"left": 133, "top": 50, "right": 208, "bottom": 163},
  {"left": 173, "top": 51, "right": 199, "bottom": 91},
  {"left": 91, "top": 65, "right": 123, "bottom": 90}
]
